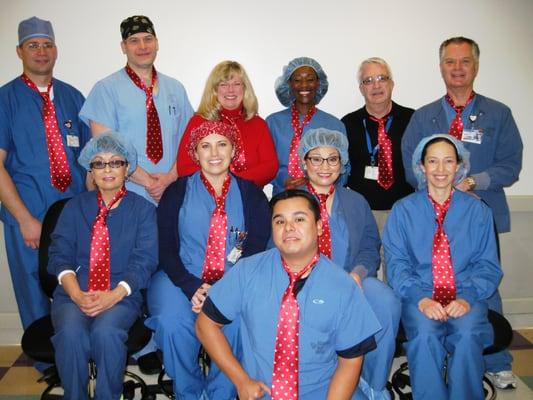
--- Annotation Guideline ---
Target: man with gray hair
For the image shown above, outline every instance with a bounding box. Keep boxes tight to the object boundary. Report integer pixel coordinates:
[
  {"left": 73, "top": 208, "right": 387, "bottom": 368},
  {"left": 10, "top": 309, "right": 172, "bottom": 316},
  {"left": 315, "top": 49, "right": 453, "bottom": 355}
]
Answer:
[
  {"left": 402, "top": 36, "right": 523, "bottom": 390},
  {"left": 342, "top": 57, "right": 414, "bottom": 232},
  {"left": 0, "top": 17, "right": 89, "bottom": 333}
]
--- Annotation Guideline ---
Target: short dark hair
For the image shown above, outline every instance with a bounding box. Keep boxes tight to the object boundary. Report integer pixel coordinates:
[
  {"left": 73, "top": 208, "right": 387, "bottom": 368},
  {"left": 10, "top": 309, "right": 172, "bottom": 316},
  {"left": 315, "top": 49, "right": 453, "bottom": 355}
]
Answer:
[
  {"left": 421, "top": 137, "right": 462, "bottom": 164},
  {"left": 270, "top": 189, "right": 321, "bottom": 222},
  {"left": 439, "top": 36, "right": 480, "bottom": 63}
]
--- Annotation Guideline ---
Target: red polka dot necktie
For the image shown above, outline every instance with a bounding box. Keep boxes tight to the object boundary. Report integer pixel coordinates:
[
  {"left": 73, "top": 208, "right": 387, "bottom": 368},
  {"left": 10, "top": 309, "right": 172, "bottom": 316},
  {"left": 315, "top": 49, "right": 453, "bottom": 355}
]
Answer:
[
  {"left": 445, "top": 91, "right": 475, "bottom": 140},
  {"left": 200, "top": 173, "right": 231, "bottom": 284},
  {"left": 21, "top": 74, "right": 72, "bottom": 192},
  {"left": 125, "top": 65, "right": 163, "bottom": 164},
  {"left": 288, "top": 104, "right": 316, "bottom": 179},
  {"left": 306, "top": 183, "right": 334, "bottom": 259},
  {"left": 369, "top": 116, "right": 394, "bottom": 190},
  {"left": 220, "top": 109, "right": 247, "bottom": 172},
  {"left": 429, "top": 192, "right": 456, "bottom": 307},
  {"left": 88, "top": 186, "right": 127, "bottom": 291},
  {"left": 272, "top": 253, "right": 320, "bottom": 400}
]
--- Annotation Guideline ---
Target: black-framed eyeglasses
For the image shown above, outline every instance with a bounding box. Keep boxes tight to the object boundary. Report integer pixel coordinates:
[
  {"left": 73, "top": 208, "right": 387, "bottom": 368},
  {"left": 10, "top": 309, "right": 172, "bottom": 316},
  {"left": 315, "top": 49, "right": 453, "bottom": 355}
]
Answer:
[
  {"left": 89, "top": 160, "right": 127, "bottom": 169},
  {"left": 305, "top": 155, "right": 340, "bottom": 167},
  {"left": 360, "top": 75, "right": 390, "bottom": 86}
]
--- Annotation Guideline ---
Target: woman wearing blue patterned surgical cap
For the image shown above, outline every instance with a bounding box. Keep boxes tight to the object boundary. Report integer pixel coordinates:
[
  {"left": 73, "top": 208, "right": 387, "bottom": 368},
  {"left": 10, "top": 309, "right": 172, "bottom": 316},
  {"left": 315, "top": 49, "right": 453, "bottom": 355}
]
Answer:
[
  {"left": 298, "top": 127, "right": 400, "bottom": 400},
  {"left": 48, "top": 132, "right": 158, "bottom": 399},
  {"left": 266, "top": 57, "right": 349, "bottom": 195},
  {"left": 383, "top": 134, "right": 502, "bottom": 400}
]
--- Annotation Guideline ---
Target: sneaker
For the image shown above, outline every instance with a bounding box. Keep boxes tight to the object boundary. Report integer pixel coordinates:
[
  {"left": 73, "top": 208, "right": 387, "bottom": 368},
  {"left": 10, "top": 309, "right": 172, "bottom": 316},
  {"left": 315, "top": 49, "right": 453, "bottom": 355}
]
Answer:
[{"left": 485, "top": 370, "right": 517, "bottom": 389}]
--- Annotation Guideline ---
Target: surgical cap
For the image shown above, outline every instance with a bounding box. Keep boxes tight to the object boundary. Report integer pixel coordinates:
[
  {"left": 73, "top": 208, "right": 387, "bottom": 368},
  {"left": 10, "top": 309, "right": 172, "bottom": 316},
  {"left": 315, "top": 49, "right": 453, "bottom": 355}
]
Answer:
[
  {"left": 412, "top": 134, "right": 470, "bottom": 190},
  {"left": 186, "top": 120, "right": 240, "bottom": 165},
  {"left": 78, "top": 132, "right": 138, "bottom": 175},
  {"left": 274, "top": 57, "right": 329, "bottom": 107},
  {"left": 120, "top": 15, "right": 156, "bottom": 40},
  {"left": 18, "top": 16, "right": 54, "bottom": 45},
  {"left": 298, "top": 128, "right": 350, "bottom": 174}
]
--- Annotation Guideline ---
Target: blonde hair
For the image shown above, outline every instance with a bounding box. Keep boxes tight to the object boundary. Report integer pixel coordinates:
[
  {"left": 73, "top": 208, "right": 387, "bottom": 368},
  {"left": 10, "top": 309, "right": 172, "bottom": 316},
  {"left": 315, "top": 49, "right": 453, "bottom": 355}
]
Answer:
[{"left": 197, "top": 61, "right": 258, "bottom": 121}]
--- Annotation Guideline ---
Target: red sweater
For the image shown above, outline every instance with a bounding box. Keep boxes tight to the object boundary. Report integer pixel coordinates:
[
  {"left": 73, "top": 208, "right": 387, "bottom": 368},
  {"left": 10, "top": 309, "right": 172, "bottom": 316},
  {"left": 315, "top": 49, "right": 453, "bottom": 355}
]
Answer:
[{"left": 176, "top": 108, "right": 279, "bottom": 187}]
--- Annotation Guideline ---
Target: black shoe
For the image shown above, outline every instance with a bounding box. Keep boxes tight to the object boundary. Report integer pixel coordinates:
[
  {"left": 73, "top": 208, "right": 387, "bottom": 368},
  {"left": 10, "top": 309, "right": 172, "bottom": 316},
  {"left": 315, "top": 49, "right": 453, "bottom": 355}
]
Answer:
[{"left": 137, "top": 351, "right": 162, "bottom": 375}]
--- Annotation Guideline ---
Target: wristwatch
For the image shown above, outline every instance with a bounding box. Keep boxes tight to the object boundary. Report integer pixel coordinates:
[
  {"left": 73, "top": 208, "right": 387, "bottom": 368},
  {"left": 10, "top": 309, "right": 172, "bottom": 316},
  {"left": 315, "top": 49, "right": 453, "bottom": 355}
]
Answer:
[{"left": 464, "top": 176, "right": 476, "bottom": 191}]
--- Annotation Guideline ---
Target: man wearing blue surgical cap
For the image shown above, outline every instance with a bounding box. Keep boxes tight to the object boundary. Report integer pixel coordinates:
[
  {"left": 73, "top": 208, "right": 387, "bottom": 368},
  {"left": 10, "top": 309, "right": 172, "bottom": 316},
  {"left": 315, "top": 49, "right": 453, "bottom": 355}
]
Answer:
[
  {"left": 0, "top": 17, "right": 90, "bottom": 338},
  {"left": 266, "top": 57, "right": 349, "bottom": 195}
]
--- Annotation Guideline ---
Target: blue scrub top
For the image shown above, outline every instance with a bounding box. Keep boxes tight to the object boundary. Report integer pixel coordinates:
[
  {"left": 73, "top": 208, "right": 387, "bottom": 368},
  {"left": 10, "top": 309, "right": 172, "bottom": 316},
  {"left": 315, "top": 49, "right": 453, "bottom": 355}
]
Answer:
[{"left": 179, "top": 172, "right": 244, "bottom": 278}]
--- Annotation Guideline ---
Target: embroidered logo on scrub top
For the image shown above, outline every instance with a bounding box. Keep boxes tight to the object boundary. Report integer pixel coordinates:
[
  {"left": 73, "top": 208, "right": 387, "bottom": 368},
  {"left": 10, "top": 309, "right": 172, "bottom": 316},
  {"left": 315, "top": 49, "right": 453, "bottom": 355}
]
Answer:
[
  {"left": 311, "top": 341, "right": 328, "bottom": 354},
  {"left": 312, "top": 298, "right": 325, "bottom": 304}
]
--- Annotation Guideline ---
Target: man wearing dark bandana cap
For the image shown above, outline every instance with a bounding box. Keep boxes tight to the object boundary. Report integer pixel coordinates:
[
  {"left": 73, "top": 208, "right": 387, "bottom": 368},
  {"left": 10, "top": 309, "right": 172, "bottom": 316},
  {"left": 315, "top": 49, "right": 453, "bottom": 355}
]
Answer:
[
  {"left": 79, "top": 15, "right": 193, "bottom": 374},
  {"left": 80, "top": 15, "right": 193, "bottom": 205}
]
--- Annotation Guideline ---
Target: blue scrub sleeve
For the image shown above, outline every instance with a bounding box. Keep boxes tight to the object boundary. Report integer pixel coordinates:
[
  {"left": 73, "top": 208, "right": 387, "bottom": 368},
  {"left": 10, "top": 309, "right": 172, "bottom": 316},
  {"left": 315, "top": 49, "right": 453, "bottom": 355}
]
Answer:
[
  {"left": 383, "top": 202, "right": 427, "bottom": 304},
  {"left": 121, "top": 203, "right": 158, "bottom": 293},
  {"left": 334, "top": 282, "right": 381, "bottom": 353},
  {"left": 48, "top": 199, "right": 78, "bottom": 276},
  {"left": 79, "top": 81, "right": 119, "bottom": 129},
  {"left": 353, "top": 202, "right": 381, "bottom": 277},
  {"left": 455, "top": 206, "right": 502, "bottom": 305}
]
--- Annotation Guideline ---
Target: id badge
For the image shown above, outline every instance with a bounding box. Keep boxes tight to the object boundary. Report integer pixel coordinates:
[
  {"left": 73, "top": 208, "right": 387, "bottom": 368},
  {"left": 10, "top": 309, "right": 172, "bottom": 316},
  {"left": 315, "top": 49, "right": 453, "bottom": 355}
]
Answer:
[
  {"left": 66, "top": 134, "right": 80, "bottom": 147},
  {"left": 364, "top": 165, "right": 379, "bottom": 180},
  {"left": 461, "top": 129, "right": 483, "bottom": 144},
  {"left": 227, "top": 247, "right": 243, "bottom": 264}
]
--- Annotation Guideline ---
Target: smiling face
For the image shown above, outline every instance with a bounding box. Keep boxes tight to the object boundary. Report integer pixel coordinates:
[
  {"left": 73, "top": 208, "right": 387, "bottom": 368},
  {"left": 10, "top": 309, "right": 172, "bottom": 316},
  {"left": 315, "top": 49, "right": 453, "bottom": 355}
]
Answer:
[
  {"left": 89, "top": 152, "right": 128, "bottom": 194},
  {"left": 17, "top": 37, "right": 57, "bottom": 80},
  {"left": 272, "top": 196, "right": 322, "bottom": 266},
  {"left": 216, "top": 75, "right": 244, "bottom": 110},
  {"left": 194, "top": 133, "right": 235, "bottom": 180},
  {"left": 289, "top": 66, "right": 320, "bottom": 108},
  {"left": 121, "top": 32, "right": 158, "bottom": 70},
  {"left": 359, "top": 62, "right": 394, "bottom": 110},
  {"left": 303, "top": 146, "right": 341, "bottom": 192},
  {"left": 440, "top": 42, "right": 478, "bottom": 93},
  {"left": 420, "top": 140, "right": 460, "bottom": 194}
]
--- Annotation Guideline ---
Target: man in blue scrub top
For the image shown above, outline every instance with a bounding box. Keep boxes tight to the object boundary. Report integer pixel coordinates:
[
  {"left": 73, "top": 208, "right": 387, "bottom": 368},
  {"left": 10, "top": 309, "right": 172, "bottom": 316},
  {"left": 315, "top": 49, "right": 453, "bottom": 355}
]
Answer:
[
  {"left": 196, "top": 190, "right": 380, "bottom": 399},
  {"left": 402, "top": 36, "right": 523, "bottom": 390},
  {"left": 80, "top": 15, "right": 193, "bottom": 204},
  {"left": 0, "top": 17, "right": 89, "bottom": 331}
]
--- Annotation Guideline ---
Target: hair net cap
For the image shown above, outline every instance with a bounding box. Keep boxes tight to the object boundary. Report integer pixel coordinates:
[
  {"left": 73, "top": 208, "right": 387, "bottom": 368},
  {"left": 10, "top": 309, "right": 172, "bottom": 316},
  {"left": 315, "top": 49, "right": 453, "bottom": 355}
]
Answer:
[
  {"left": 78, "top": 131, "right": 138, "bottom": 175},
  {"left": 274, "top": 57, "right": 329, "bottom": 107},
  {"left": 412, "top": 133, "right": 470, "bottom": 190},
  {"left": 298, "top": 128, "right": 350, "bottom": 179}
]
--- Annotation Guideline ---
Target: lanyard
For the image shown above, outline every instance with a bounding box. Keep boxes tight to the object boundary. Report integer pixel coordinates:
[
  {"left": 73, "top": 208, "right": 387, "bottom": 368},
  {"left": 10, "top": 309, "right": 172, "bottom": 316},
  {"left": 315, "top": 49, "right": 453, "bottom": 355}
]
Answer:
[{"left": 363, "top": 116, "right": 393, "bottom": 166}]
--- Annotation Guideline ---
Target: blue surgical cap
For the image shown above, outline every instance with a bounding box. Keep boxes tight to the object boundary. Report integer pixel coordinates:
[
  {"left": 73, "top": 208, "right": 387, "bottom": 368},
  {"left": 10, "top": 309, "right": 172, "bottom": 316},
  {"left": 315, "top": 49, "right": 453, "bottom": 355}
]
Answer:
[
  {"left": 412, "top": 134, "right": 470, "bottom": 190},
  {"left": 274, "top": 57, "right": 329, "bottom": 107},
  {"left": 78, "top": 132, "right": 138, "bottom": 175},
  {"left": 298, "top": 128, "right": 350, "bottom": 179},
  {"left": 18, "top": 17, "right": 54, "bottom": 45}
]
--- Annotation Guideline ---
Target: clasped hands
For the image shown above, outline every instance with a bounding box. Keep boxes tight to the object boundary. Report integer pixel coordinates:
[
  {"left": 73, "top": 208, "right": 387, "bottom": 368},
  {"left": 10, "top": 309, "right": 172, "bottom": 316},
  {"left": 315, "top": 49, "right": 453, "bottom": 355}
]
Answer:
[{"left": 418, "top": 297, "right": 471, "bottom": 321}]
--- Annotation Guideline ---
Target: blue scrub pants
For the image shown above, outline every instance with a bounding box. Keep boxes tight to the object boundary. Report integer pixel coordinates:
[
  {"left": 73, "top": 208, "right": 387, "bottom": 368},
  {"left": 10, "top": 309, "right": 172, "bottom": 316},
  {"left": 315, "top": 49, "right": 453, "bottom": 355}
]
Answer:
[
  {"left": 401, "top": 301, "right": 492, "bottom": 400},
  {"left": 4, "top": 224, "right": 50, "bottom": 329},
  {"left": 146, "top": 270, "right": 239, "bottom": 400},
  {"left": 51, "top": 298, "right": 138, "bottom": 400},
  {"left": 360, "top": 277, "right": 400, "bottom": 400},
  {"left": 484, "top": 289, "right": 513, "bottom": 372}
]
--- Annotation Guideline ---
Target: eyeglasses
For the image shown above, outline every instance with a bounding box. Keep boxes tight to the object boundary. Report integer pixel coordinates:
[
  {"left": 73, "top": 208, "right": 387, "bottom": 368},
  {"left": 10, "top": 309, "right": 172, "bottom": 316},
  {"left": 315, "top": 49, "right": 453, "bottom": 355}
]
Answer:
[
  {"left": 25, "top": 42, "right": 56, "bottom": 51},
  {"left": 89, "top": 160, "right": 127, "bottom": 169},
  {"left": 360, "top": 75, "right": 390, "bottom": 86},
  {"left": 305, "top": 155, "right": 340, "bottom": 167}
]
